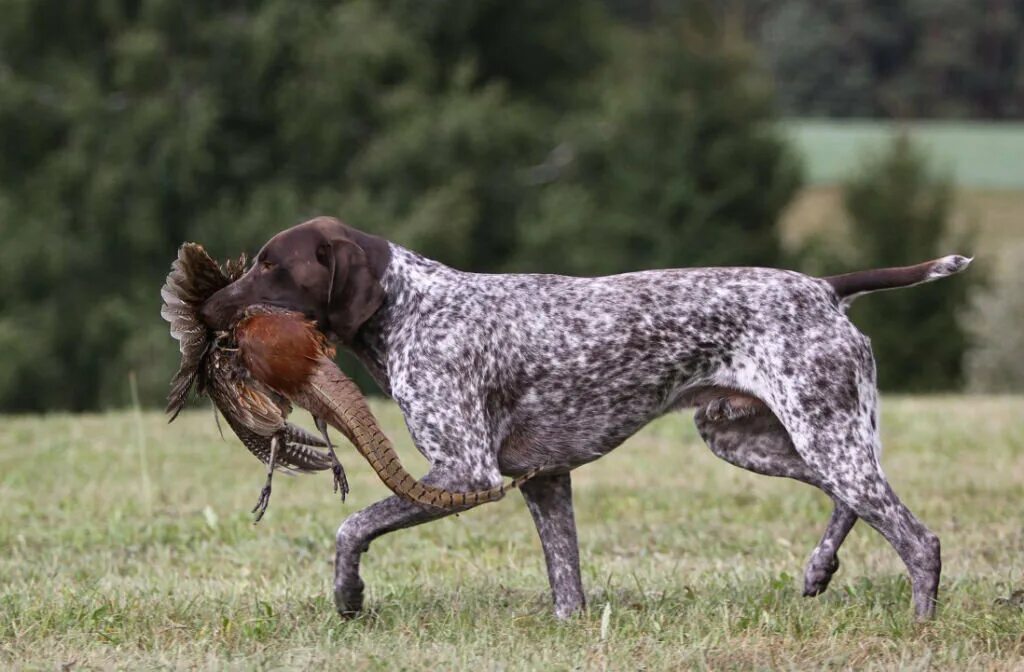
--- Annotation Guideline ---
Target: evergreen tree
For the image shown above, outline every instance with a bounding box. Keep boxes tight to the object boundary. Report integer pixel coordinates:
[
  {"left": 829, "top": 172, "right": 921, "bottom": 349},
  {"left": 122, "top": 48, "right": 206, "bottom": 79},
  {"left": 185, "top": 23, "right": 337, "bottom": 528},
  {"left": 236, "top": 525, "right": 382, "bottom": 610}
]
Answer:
[
  {"left": 513, "top": 8, "right": 801, "bottom": 275},
  {"left": 843, "top": 136, "right": 976, "bottom": 390},
  {"left": 0, "top": 0, "right": 800, "bottom": 410}
]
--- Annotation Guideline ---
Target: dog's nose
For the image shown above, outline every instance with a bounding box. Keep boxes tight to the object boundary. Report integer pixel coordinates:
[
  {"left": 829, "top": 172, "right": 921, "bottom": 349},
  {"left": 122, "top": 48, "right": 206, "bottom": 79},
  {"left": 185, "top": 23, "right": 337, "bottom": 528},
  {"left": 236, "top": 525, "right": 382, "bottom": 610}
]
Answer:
[
  {"left": 201, "top": 285, "right": 239, "bottom": 330},
  {"left": 199, "top": 298, "right": 225, "bottom": 330}
]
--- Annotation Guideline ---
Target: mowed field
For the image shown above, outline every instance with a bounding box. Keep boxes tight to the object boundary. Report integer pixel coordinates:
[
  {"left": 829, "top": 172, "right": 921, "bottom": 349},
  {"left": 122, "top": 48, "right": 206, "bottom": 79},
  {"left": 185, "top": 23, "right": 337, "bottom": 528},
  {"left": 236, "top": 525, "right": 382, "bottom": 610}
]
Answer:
[{"left": 2, "top": 397, "right": 1023, "bottom": 670}]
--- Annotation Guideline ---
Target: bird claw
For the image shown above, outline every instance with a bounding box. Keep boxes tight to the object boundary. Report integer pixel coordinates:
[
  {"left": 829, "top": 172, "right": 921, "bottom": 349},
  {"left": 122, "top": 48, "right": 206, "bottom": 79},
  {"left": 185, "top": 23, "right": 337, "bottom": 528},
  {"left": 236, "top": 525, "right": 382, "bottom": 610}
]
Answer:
[
  {"left": 316, "top": 415, "right": 349, "bottom": 503},
  {"left": 251, "top": 484, "right": 272, "bottom": 523},
  {"left": 332, "top": 462, "right": 350, "bottom": 502}
]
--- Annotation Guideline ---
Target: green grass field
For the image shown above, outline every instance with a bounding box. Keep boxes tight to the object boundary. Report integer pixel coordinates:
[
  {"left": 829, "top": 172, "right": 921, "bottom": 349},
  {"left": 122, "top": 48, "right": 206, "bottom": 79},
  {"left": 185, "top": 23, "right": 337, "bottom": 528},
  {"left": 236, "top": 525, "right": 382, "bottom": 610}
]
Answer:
[
  {"left": 2, "top": 397, "right": 1023, "bottom": 670},
  {"left": 781, "top": 121, "right": 1024, "bottom": 189}
]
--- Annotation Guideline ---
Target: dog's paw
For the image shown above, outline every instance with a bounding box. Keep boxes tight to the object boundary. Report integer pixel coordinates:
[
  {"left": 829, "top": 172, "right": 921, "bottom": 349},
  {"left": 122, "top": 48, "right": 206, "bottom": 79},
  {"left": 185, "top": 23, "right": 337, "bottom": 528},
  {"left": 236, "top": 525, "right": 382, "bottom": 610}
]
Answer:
[
  {"left": 803, "top": 554, "right": 841, "bottom": 597},
  {"left": 334, "top": 575, "right": 365, "bottom": 617},
  {"left": 335, "top": 585, "right": 364, "bottom": 617}
]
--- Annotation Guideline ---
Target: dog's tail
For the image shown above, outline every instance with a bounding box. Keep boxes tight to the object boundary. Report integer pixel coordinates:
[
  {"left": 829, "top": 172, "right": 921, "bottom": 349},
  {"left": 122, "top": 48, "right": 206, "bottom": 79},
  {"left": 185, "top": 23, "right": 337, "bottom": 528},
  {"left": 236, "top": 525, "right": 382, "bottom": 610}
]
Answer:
[{"left": 824, "top": 255, "right": 972, "bottom": 310}]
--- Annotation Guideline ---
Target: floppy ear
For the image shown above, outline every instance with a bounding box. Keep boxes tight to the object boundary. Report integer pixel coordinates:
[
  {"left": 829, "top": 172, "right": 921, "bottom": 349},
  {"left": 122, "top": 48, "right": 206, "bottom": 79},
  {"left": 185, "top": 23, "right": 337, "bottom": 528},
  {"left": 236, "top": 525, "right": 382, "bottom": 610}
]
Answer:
[{"left": 325, "top": 239, "right": 385, "bottom": 344}]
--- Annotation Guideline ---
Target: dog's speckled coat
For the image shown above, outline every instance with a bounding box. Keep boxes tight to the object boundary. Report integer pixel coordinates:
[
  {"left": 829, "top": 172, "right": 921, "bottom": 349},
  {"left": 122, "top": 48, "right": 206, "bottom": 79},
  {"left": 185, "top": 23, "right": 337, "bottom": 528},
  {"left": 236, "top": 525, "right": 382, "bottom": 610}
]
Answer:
[
  {"left": 335, "top": 243, "right": 961, "bottom": 620},
  {"left": 199, "top": 218, "right": 969, "bottom": 621}
]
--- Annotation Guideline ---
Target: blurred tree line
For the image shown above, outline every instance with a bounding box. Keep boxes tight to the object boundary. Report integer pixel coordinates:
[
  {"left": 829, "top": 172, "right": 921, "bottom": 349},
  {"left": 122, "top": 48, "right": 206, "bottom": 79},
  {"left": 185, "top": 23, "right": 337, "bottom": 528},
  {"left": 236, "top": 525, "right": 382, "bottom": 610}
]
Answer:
[
  {"left": 610, "top": 0, "right": 1024, "bottom": 119},
  {"left": 836, "top": 137, "right": 972, "bottom": 391},
  {"left": 0, "top": 0, "right": 984, "bottom": 411},
  {"left": 0, "top": 0, "right": 801, "bottom": 411}
]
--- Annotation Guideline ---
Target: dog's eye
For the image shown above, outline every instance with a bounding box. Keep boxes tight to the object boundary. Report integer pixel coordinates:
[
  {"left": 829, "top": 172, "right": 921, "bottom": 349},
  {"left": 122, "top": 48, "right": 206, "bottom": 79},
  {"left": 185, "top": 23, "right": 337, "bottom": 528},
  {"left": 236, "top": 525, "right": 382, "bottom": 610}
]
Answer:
[
  {"left": 260, "top": 259, "right": 276, "bottom": 271},
  {"left": 316, "top": 243, "right": 331, "bottom": 266}
]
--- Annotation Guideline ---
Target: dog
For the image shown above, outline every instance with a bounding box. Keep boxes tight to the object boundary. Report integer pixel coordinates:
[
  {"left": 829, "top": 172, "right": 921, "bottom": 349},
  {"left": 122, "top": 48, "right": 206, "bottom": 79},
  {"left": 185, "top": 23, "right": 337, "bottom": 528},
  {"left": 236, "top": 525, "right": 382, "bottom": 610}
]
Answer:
[{"left": 201, "top": 216, "right": 971, "bottom": 620}]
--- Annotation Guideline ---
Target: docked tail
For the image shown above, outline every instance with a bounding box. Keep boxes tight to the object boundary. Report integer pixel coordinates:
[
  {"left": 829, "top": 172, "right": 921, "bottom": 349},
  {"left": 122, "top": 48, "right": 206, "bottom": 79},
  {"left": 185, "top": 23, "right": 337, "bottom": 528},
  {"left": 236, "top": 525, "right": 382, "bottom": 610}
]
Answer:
[{"left": 824, "top": 255, "right": 972, "bottom": 310}]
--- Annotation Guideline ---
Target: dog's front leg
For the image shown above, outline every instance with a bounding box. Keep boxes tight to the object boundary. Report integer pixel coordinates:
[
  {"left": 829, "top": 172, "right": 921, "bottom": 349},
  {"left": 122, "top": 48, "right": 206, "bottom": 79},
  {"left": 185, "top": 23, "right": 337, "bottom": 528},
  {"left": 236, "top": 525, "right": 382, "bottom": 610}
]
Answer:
[
  {"left": 334, "top": 494, "right": 449, "bottom": 616},
  {"left": 521, "top": 472, "right": 586, "bottom": 619},
  {"left": 333, "top": 464, "right": 491, "bottom": 616}
]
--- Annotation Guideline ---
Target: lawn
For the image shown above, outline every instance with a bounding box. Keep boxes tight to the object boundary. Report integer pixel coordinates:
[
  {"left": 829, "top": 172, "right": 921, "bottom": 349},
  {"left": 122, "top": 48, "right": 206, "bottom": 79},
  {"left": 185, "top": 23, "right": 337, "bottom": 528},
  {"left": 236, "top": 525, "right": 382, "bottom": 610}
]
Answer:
[
  {"left": 780, "top": 120, "right": 1024, "bottom": 189},
  {"left": 2, "top": 397, "right": 1023, "bottom": 670}
]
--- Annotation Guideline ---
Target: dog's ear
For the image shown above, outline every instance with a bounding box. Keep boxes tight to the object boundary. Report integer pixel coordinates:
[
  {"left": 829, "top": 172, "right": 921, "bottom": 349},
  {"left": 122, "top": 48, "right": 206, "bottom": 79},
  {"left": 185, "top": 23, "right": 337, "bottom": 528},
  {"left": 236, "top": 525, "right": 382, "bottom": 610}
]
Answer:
[{"left": 323, "top": 238, "right": 386, "bottom": 344}]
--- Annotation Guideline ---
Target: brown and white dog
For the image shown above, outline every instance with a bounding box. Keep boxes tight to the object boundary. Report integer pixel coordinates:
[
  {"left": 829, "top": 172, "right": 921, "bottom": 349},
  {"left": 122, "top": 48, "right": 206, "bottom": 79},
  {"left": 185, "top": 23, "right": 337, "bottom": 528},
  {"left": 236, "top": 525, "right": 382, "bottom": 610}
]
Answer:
[{"left": 202, "top": 216, "right": 971, "bottom": 620}]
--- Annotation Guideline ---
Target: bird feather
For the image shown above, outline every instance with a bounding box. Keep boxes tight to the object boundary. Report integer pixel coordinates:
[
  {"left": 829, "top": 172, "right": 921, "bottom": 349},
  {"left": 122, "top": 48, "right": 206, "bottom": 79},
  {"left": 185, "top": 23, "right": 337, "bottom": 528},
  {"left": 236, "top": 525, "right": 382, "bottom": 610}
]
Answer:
[{"left": 161, "top": 243, "right": 332, "bottom": 472}]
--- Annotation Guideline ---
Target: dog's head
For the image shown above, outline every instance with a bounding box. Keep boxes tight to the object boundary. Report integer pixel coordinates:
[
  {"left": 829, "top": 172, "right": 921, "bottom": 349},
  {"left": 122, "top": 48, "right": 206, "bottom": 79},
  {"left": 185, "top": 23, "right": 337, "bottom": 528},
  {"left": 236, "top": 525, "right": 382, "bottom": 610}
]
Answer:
[{"left": 200, "top": 217, "right": 390, "bottom": 344}]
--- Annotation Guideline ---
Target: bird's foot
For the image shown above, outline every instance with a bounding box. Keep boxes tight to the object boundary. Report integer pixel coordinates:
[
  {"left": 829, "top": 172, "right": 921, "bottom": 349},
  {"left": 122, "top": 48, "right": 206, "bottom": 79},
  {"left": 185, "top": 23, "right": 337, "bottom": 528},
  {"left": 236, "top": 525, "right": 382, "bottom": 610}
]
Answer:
[
  {"left": 332, "top": 460, "right": 350, "bottom": 502},
  {"left": 251, "top": 483, "right": 272, "bottom": 523},
  {"left": 315, "top": 415, "right": 348, "bottom": 502}
]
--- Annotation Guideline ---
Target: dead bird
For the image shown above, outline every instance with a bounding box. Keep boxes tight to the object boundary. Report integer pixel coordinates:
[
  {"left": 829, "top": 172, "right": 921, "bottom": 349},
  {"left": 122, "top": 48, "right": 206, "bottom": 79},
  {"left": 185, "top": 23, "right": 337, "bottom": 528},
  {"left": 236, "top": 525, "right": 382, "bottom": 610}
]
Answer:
[
  {"left": 232, "top": 306, "right": 539, "bottom": 509},
  {"left": 165, "top": 243, "right": 535, "bottom": 513},
  {"left": 161, "top": 243, "right": 341, "bottom": 521},
  {"left": 201, "top": 330, "right": 344, "bottom": 521}
]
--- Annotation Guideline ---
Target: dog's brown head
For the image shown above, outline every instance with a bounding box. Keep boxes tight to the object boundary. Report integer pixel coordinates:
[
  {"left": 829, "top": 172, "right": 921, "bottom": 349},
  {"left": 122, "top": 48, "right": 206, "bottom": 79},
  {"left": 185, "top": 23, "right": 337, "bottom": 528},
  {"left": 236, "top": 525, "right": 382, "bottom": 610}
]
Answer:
[{"left": 200, "top": 217, "right": 390, "bottom": 344}]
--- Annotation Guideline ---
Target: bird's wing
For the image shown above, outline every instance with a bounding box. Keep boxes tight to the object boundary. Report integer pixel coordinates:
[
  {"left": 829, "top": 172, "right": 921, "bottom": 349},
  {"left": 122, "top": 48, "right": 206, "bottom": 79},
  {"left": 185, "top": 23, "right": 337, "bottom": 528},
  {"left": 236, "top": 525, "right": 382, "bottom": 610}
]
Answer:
[
  {"left": 204, "top": 346, "right": 286, "bottom": 435},
  {"left": 205, "top": 347, "right": 332, "bottom": 472}
]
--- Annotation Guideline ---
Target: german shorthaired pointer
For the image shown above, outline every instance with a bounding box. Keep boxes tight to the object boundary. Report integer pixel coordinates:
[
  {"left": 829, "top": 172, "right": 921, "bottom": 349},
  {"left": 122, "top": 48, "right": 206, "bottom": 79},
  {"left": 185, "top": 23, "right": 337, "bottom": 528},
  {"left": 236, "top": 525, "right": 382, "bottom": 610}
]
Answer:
[{"left": 201, "top": 217, "right": 971, "bottom": 621}]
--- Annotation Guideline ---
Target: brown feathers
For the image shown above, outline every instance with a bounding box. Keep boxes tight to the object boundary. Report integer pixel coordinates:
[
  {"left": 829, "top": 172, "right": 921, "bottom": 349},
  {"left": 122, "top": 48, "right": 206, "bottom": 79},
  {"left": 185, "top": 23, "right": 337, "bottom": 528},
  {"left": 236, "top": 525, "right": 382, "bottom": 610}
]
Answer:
[
  {"left": 160, "top": 243, "right": 332, "bottom": 474},
  {"left": 161, "top": 243, "right": 245, "bottom": 420},
  {"left": 236, "top": 309, "right": 336, "bottom": 396}
]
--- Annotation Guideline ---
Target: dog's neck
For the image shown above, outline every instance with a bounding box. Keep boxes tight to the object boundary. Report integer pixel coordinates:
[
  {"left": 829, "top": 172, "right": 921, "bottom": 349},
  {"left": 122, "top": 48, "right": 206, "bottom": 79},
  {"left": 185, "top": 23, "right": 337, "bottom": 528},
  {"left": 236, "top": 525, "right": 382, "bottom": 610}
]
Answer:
[{"left": 347, "top": 243, "right": 464, "bottom": 396}]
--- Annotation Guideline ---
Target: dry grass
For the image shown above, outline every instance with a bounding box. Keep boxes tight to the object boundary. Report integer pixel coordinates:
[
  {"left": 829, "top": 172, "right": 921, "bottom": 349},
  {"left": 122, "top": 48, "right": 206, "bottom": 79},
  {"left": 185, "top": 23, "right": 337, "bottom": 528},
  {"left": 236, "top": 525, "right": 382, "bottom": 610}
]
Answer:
[
  {"left": 2, "top": 396, "right": 1023, "bottom": 670},
  {"left": 780, "top": 186, "right": 1024, "bottom": 267}
]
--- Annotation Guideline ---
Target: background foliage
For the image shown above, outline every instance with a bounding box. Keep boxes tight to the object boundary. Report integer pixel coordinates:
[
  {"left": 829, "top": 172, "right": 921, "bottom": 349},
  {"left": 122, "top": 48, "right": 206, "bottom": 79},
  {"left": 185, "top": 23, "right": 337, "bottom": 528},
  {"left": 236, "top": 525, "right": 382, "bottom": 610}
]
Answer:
[
  {"left": 617, "top": 0, "right": 1024, "bottom": 119},
  {"left": 0, "top": 0, "right": 1013, "bottom": 411},
  {"left": 841, "top": 136, "right": 973, "bottom": 391},
  {"left": 964, "top": 244, "right": 1024, "bottom": 392}
]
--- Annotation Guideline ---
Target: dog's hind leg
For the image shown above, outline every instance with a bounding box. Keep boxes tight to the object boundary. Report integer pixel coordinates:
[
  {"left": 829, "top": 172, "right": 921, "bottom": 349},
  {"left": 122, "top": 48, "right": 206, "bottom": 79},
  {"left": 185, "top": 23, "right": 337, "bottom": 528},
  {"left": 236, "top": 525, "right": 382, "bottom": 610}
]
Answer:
[
  {"left": 695, "top": 407, "right": 815, "bottom": 482},
  {"left": 792, "top": 428, "right": 940, "bottom": 619},
  {"left": 803, "top": 502, "right": 857, "bottom": 596},
  {"left": 695, "top": 408, "right": 856, "bottom": 597},
  {"left": 771, "top": 363, "right": 941, "bottom": 619}
]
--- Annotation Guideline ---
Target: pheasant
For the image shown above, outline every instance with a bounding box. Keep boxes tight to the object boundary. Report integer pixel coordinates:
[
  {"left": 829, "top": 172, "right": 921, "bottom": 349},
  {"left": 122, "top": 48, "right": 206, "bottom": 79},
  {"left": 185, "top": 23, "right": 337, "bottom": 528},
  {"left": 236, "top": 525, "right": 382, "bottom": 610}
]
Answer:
[
  {"left": 161, "top": 243, "right": 342, "bottom": 521},
  {"left": 233, "top": 306, "right": 541, "bottom": 510},
  {"left": 164, "top": 243, "right": 539, "bottom": 515}
]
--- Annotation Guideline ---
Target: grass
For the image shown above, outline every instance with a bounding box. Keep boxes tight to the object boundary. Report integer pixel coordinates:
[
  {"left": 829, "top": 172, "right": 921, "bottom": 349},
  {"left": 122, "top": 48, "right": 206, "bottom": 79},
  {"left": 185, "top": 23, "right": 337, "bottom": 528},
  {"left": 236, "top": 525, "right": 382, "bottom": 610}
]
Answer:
[
  {"left": 780, "top": 186, "right": 1024, "bottom": 272},
  {"left": 2, "top": 397, "right": 1023, "bottom": 670},
  {"left": 780, "top": 120, "right": 1024, "bottom": 189}
]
